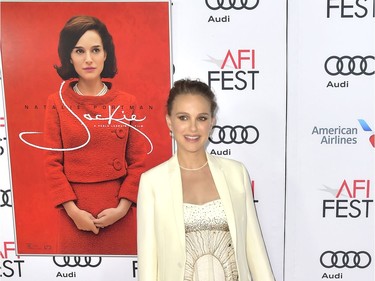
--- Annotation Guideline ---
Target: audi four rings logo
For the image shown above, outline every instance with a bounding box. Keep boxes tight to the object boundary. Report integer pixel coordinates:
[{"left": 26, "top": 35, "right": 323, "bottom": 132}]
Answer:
[
  {"left": 1, "top": 189, "right": 12, "bottom": 207},
  {"left": 320, "top": 251, "right": 372, "bottom": 269},
  {"left": 209, "top": 125, "right": 259, "bottom": 144},
  {"left": 205, "top": 0, "right": 259, "bottom": 10},
  {"left": 324, "top": 55, "right": 375, "bottom": 76},
  {"left": 53, "top": 256, "right": 102, "bottom": 267}
]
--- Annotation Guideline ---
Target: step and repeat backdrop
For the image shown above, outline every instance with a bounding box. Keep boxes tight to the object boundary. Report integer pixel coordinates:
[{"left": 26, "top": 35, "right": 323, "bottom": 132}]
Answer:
[
  {"left": 0, "top": 0, "right": 373, "bottom": 281},
  {"left": 285, "top": 1, "right": 374, "bottom": 281}
]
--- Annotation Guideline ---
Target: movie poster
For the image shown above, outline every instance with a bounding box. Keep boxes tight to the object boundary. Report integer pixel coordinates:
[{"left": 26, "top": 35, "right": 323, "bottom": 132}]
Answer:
[{"left": 1, "top": 1, "right": 172, "bottom": 256}]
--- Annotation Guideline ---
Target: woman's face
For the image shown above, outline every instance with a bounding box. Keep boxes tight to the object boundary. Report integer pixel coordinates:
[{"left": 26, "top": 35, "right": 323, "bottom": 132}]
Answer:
[
  {"left": 166, "top": 93, "right": 215, "bottom": 155},
  {"left": 70, "top": 30, "right": 106, "bottom": 82}
]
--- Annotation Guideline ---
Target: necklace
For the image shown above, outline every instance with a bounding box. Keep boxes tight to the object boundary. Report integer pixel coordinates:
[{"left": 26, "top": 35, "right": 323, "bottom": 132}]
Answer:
[
  {"left": 179, "top": 161, "right": 208, "bottom": 171},
  {"left": 73, "top": 83, "right": 108, "bottom": 96}
]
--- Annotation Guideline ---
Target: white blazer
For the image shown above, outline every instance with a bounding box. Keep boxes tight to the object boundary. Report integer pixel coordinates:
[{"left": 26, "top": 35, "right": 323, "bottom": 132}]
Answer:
[{"left": 137, "top": 153, "right": 275, "bottom": 281}]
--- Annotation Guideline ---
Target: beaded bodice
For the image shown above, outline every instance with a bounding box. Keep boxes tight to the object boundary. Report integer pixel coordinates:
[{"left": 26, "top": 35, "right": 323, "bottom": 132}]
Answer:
[{"left": 183, "top": 200, "right": 239, "bottom": 281}]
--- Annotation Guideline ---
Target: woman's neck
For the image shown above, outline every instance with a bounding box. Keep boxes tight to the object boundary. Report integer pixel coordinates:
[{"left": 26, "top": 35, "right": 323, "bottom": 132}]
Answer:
[
  {"left": 76, "top": 79, "right": 105, "bottom": 96},
  {"left": 177, "top": 151, "right": 208, "bottom": 170}
]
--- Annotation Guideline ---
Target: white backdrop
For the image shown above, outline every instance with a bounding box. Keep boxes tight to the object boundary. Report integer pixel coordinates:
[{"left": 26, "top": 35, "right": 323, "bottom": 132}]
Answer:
[
  {"left": 1, "top": 0, "right": 374, "bottom": 280},
  {"left": 286, "top": 1, "right": 374, "bottom": 280}
]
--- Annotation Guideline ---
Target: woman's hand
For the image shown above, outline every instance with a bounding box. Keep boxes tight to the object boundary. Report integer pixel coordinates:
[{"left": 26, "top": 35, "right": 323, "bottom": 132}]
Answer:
[
  {"left": 63, "top": 201, "right": 99, "bottom": 234},
  {"left": 93, "top": 198, "right": 132, "bottom": 229}
]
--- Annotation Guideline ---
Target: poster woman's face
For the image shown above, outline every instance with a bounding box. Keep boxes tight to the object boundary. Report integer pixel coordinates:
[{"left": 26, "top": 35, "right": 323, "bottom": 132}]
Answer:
[{"left": 70, "top": 30, "right": 107, "bottom": 82}]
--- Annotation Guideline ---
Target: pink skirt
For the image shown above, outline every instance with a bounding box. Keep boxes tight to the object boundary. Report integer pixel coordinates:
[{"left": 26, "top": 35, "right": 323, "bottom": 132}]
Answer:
[{"left": 56, "top": 179, "right": 137, "bottom": 255}]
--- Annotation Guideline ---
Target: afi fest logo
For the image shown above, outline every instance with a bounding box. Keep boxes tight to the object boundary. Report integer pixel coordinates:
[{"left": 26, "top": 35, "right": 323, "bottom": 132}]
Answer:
[
  {"left": 0, "top": 242, "right": 25, "bottom": 278},
  {"left": 207, "top": 49, "right": 259, "bottom": 92},
  {"left": 358, "top": 119, "right": 375, "bottom": 148},
  {"left": 326, "top": 0, "right": 375, "bottom": 18},
  {"left": 322, "top": 179, "right": 373, "bottom": 218}
]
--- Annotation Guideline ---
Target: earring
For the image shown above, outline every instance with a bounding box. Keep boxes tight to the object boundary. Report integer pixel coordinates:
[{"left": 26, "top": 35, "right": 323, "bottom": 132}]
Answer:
[
  {"left": 169, "top": 130, "right": 173, "bottom": 138},
  {"left": 210, "top": 126, "right": 214, "bottom": 136}
]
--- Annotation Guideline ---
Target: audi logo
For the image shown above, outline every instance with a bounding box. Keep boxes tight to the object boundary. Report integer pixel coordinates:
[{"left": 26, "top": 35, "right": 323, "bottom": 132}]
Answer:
[
  {"left": 320, "top": 251, "right": 371, "bottom": 269},
  {"left": 0, "top": 137, "right": 6, "bottom": 156},
  {"left": 53, "top": 256, "right": 102, "bottom": 267},
  {"left": 205, "top": 0, "right": 259, "bottom": 10},
  {"left": 324, "top": 55, "right": 375, "bottom": 76},
  {"left": 1, "top": 189, "right": 12, "bottom": 207},
  {"left": 209, "top": 125, "right": 259, "bottom": 144}
]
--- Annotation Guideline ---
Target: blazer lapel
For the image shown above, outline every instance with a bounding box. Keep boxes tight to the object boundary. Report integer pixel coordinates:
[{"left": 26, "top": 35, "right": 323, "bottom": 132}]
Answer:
[
  {"left": 168, "top": 155, "right": 186, "bottom": 250},
  {"left": 207, "top": 154, "right": 237, "bottom": 248}
]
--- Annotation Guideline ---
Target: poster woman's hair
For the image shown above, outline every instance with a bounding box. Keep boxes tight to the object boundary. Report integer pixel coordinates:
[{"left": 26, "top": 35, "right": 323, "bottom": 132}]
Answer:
[{"left": 54, "top": 15, "right": 117, "bottom": 80}]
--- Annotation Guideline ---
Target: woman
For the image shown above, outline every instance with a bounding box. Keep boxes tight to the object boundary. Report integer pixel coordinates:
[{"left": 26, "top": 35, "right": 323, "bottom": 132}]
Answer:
[
  {"left": 137, "top": 79, "right": 275, "bottom": 280},
  {"left": 44, "top": 15, "right": 147, "bottom": 255}
]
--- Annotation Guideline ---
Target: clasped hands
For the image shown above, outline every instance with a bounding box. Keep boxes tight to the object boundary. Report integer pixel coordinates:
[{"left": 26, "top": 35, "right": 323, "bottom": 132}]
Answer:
[{"left": 63, "top": 198, "right": 131, "bottom": 234}]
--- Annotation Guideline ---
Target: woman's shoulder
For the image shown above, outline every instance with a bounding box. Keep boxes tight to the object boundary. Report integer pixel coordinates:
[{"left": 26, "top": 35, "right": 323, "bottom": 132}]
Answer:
[
  {"left": 141, "top": 157, "right": 174, "bottom": 178},
  {"left": 208, "top": 154, "right": 250, "bottom": 179},
  {"left": 208, "top": 154, "right": 245, "bottom": 169},
  {"left": 109, "top": 88, "right": 137, "bottom": 102},
  {"left": 46, "top": 90, "right": 63, "bottom": 105},
  {"left": 46, "top": 82, "right": 75, "bottom": 101}
]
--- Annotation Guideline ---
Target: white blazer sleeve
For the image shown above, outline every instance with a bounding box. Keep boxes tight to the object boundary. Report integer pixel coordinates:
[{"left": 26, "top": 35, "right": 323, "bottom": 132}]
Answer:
[
  {"left": 137, "top": 173, "right": 158, "bottom": 281},
  {"left": 243, "top": 164, "right": 275, "bottom": 281}
]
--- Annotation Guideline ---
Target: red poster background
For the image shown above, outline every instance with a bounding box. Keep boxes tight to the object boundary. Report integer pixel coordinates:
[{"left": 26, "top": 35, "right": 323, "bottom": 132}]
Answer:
[{"left": 1, "top": 1, "right": 172, "bottom": 255}]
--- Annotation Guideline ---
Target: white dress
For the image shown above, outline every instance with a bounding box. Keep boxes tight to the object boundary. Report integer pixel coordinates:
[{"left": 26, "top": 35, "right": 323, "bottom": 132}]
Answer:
[{"left": 183, "top": 199, "right": 239, "bottom": 281}]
